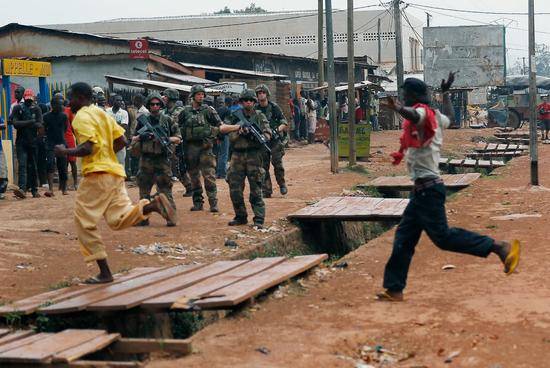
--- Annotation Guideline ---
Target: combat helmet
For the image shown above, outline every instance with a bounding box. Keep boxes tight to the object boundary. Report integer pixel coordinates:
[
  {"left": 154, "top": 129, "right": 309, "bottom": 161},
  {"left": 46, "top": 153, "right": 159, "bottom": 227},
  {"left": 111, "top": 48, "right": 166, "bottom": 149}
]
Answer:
[
  {"left": 163, "top": 88, "right": 179, "bottom": 101},
  {"left": 254, "top": 84, "right": 270, "bottom": 97},
  {"left": 239, "top": 89, "right": 258, "bottom": 102},
  {"left": 190, "top": 85, "right": 206, "bottom": 98},
  {"left": 145, "top": 92, "right": 164, "bottom": 108}
]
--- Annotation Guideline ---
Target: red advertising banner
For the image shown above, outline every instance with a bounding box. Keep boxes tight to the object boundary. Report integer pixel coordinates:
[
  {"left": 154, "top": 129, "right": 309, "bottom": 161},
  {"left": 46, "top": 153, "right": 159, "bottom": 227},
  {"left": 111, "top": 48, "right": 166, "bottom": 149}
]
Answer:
[{"left": 129, "top": 39, "right": 149, "bottom": 59}]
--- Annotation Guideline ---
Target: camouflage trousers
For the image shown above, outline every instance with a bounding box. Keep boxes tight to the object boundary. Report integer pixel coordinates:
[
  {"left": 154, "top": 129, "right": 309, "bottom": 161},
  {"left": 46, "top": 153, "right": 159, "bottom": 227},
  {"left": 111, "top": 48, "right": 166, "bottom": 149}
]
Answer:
[
  {"left": 261, "top": 140, "right": 286, "bottom": 196},
  {"left": 227, "top": 150, "right": 265, "bottom": 224},
  {"left": 171, "top": 145, "right": 192, "bottom": 192},
  {"left": 137, "top": 154, "right": 175, "bottom": 208},
  {"left": 185, "top": 142, "right": 217, "bottom": 207}
]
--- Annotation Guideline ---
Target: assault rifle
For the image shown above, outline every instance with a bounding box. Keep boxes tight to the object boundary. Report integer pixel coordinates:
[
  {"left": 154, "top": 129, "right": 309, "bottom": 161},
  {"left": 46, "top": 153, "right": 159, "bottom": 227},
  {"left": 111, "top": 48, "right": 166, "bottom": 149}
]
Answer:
[
  {"left": 136, "top": 115, "right": 173, "bottom": 156},
  {"left": 234, "top": 109, "right": 271, "bottom": 153}
]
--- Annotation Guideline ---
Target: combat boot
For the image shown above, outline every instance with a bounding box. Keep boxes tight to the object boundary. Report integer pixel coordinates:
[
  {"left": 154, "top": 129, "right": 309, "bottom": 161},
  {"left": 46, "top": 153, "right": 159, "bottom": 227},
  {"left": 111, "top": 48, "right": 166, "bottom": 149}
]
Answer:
[
  {"left": 190, "top": 203, "right": 203, "bottom": 211},
  {"left": 263, "top": 192, "right": 272, "bottom": 198},
  {"left": 135, "top": 219, "right": 150, "bottom": 226},
  {"left": 280, "top": 186, "right": 288, "bottom": 195},
  {"left": 228, "top": 217, "right": 248, "bottom": 226},
  {"left": 209, "top": 199, "right": 219, "bottom": 213}
]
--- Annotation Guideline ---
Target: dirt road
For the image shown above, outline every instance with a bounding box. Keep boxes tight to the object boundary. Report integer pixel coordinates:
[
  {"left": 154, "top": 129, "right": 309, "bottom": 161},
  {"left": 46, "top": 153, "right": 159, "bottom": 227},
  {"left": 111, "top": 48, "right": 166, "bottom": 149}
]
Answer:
[{"left": 147, "top": 135, "right": 550, "bottom": 368}]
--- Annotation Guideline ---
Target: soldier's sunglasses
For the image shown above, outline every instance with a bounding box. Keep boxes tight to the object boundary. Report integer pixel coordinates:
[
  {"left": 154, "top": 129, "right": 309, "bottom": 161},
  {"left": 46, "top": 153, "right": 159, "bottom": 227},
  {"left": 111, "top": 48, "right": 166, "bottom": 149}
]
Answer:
[
  {"left": 242, "top": 98, "right": 255, "bottom": 102},
  {"left": 149, "top": 102, "right": 162, "bottom": 106}
]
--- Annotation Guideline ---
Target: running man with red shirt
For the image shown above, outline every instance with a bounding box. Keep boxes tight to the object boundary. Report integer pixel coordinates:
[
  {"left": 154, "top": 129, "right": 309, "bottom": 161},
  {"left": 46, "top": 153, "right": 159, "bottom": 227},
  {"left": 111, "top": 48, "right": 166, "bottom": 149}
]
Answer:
[{"left": 537, "top": 96, "right": 550, "bottom": 140}]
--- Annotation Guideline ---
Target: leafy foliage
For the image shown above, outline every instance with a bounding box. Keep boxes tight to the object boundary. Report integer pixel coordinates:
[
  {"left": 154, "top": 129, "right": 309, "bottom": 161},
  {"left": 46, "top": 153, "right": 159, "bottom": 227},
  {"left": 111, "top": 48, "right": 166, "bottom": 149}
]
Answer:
[{"left": 214, "top": 3, "right": 267, "bottom": 14}]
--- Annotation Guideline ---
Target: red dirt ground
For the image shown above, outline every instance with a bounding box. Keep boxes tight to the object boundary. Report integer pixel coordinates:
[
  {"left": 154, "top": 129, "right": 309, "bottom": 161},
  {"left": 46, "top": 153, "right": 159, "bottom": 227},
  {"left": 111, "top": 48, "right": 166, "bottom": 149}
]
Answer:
[{"left": 4, "top": 128, "right": 547, "bottom": 367}]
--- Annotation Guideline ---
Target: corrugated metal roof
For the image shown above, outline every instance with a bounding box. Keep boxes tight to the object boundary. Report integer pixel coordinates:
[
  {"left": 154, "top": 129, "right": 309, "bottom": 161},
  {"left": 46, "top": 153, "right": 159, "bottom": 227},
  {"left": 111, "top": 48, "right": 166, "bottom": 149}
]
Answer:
[
  {"left": 104, "top": 75, "right": 222, "bottom": 94},
  {"left": 179, "top": 62, "right": 288, "bottom": 79},
  {"left": 308, "top": 81, "right": 384, "bottom": 92},
  {"left": 151, "top": 71, "right": 215, "bottom": 85}
]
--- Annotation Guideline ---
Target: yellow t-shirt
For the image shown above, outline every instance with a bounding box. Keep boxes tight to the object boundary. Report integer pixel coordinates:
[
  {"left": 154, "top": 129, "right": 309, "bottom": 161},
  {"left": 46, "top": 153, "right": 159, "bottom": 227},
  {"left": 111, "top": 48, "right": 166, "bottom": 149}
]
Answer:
[{"left": 72, "top": 105, "right": 126, "bottom": 177}]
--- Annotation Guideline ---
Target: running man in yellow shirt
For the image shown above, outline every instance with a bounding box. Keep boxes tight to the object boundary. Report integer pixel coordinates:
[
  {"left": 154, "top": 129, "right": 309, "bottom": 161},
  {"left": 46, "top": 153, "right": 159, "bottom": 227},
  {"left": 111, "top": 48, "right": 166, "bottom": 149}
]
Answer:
[{"left": 55, "top": 82, "right": 177, "bottom": 284}]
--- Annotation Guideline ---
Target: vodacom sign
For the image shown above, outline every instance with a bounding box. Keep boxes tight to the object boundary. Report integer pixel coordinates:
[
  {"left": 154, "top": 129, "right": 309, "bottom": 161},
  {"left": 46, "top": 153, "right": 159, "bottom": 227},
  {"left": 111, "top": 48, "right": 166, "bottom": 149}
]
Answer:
[{"left": 129, "top": 39, "right": 149, "bottom": 59}]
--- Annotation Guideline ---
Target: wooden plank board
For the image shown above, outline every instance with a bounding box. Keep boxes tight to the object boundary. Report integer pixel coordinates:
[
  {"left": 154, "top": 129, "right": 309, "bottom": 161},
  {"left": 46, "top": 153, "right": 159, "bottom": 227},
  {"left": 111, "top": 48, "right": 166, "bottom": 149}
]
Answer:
[
  {"left": 439, "top": 157, "right": 449, "bottom": 164},
  {"left": 288, "top": 197, "right": 406, "bottom": 220},
  {"left": 449, "top": 159, "right": 463, "bottom": 166},
  {"left": 0, "top": 331, "right": 35, "bottom": 347},
  {"left": 87, "top": 260, "right": 249, "bottom": 311},
  {"left": 0, "top": 329, "right": 106, "bottom": 363},
  {"left": 142, "top": 257, "right": 287, "bottom": 309},
  {"left": 52, "top": 333, "right": 120, "bottom": 363},
  {"left": 0, "top": 333, "right": 53, "bottom": 354},
  {"left": 192, "top": 255, "right": 328, "bottom": 309},
  {"left": 69, "top": 360, "right": 143, "bottom": 367},
  {"left": 288, "top": 197, "right": 344, "bottom": 217},
  {"left": 0, "top": 267, "right": 161, "bottom": 316},
  {"left": 462, "top": 159, "right": 477, "bottom": 167},
  {"left": 39, "top": 265, "right": 203, "bottom": 314},
  {"left": 487, "top": 143, "right": 498, "bottom": 150},
  {"left": 111, "top": 338, "right": 192, "bottom": 354},
  {"left": 456, "top": 173, "right": 481, "bottom": 185}
]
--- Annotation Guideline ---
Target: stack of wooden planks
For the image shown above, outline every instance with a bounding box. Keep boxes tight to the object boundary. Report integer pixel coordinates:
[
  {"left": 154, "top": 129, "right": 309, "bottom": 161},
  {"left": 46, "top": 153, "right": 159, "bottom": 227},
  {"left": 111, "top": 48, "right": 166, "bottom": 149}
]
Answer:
[{"left": 439, "top": 157, "right": 506, "bottom": 169}]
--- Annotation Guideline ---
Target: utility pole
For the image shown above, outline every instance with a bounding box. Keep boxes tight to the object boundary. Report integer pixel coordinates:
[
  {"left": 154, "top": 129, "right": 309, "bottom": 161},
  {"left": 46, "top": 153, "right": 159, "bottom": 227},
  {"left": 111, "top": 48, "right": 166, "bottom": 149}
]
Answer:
[
  {"left": 347, "top": 0, "right": 356, "bottom": 166},
  {"left": 426, "top": 12, "right": 432, "bottom": 27},
  {"left": 377, "top": 17, "right": 382, "bottom": 65},
  {"left": 522, "top": 56, "right": 526, "bottom": 75},
  {"left": 318, "top": 0, "right": 325, "bottom": 87},
  {"left": 326, "top": 0, "right": 338, "bottom": 173},
  {"left": 393, "top": 0, "right": 404, "bottom": 91},
  {"left": 528, "top": 0, "right": 539, "bottom": 185}
]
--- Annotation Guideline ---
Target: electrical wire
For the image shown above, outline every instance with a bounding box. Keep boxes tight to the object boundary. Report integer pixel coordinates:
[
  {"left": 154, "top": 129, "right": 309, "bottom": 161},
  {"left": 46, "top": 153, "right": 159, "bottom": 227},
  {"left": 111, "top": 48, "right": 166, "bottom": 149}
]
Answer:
[
  {"left": 405, "top": 3, "right": 550, "bottom": 16},
  {"left": 97, "top": 4, "right": 382, "bottom": 35},
  {"left": 406, "top": 3, "right": 550, "bottom": 36},
  {"left": 401, "top": 8, "right": 423, "bottom": 46}
]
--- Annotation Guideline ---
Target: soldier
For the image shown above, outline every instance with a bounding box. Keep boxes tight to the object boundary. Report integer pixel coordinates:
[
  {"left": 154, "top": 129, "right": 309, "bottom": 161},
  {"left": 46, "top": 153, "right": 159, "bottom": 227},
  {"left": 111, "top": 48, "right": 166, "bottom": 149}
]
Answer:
[
  {"left": 220, "top": 89, "right": 271, "bottom": 228},
  {"left": 254, "top": 84, "right": 289, "bottom": 198},
  {"left": 178, "top": 85, "right": 222, "bottom": 212},
  {"left": 162, "top": 88, "right": 192, "bottom": 197},
  {"left": 130, "top": 92, "right": 181, "bottom": 227}
]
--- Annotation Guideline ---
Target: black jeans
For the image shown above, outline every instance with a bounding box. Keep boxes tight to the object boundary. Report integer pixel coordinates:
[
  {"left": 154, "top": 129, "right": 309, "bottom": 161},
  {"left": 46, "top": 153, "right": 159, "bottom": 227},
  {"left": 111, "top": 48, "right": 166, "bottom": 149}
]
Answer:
[
  {"left": 383, "top": 183, "right": 494, "bottom": 292},
  {"left": 16, "top": 143, "right": 38, "bottom": 193}
]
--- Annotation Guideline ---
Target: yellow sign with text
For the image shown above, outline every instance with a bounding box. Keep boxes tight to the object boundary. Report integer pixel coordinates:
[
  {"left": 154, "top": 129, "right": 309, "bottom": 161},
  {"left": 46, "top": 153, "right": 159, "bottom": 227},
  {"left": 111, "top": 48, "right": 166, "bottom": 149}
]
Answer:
[
  {"left": 2, "top": 59, "right": 51, "bottom": 77},
  {"left": 338, "top": 123, "right": 371, "bottom": 158}
]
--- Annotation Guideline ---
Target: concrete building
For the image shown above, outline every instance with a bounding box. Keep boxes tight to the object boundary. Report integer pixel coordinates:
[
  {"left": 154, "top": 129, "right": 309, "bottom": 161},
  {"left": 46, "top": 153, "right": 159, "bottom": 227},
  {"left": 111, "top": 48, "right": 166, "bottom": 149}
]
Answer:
[
  {"left": 45, "top": 9, "right": 423, "bottom": 73},
  {"left": 0, "top": 23, "right": 374, "bottom": 95}
]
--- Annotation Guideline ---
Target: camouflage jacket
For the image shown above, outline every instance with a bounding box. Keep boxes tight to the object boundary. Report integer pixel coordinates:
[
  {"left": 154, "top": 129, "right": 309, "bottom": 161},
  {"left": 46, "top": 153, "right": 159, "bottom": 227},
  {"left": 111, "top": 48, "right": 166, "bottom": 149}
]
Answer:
[
  {"left": 225, "top": 108, "right": 270, "bottom": 151},
  {"left": 132, "top": 112, "right": 181, "bottom": 156},
  {"left": 163, "top": 105, "right": 184, "bottom": 124},
  {"left": 178, "top": 104, "right": 221, "bottom": 142}
]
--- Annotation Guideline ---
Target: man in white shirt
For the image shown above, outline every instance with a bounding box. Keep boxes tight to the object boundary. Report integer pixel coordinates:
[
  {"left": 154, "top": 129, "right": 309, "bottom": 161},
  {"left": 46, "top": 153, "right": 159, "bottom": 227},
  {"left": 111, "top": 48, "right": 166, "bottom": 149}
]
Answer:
[
  {"left": 377, "top": 73, "right": 521, "bottom": 302},
  {"left": 107, "top": 95, "right": 129, "bottom": 166}
]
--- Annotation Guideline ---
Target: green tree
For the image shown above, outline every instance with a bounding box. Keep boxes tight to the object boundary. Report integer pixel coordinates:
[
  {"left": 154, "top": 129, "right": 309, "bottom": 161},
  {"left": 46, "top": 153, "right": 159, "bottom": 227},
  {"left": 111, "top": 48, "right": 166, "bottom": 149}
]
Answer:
[
  {"left": 214, "top": 6, "right": 231, "bottom": 14},
  {"left": 214, "top": 3, "right": 267, "bottom": 14}
]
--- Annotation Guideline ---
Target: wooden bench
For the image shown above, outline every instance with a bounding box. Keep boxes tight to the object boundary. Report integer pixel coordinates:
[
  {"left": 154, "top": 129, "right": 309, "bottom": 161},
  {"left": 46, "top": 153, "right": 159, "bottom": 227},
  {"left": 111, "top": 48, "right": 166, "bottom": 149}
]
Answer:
[{"left": 439, "top": 157, "right": 506, "bottom": 169}]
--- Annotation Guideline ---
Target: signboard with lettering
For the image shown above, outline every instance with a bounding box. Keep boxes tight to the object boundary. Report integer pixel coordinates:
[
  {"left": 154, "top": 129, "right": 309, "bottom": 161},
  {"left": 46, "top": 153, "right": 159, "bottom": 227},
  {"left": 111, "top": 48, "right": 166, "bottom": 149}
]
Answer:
[
  {"left": 2, "top": 59, "right": 51, "bottom": 77},
  {"left": 338, "top": 123, "right": 371, "bottom": 159},
  {"left": 129, "top": 39, "right": 149, "bottom": 59}
]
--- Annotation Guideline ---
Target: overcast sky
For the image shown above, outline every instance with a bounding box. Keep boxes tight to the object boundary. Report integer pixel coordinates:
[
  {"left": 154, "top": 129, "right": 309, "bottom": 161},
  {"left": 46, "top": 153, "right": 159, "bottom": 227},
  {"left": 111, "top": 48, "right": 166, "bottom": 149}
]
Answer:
[{"left": 2, "top": 0, "right": 549, "bottom": 65}]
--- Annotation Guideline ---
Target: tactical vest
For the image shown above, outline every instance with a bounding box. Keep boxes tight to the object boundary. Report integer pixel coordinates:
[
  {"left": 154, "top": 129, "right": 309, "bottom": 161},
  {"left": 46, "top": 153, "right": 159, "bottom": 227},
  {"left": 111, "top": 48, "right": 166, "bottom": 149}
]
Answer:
[
  {"left": 182, "top": 105, "right": 213, "bottom": 142},
  {"left": 16, "top": 103, "right": 39, "bottom": 145},
  {"left": 138, "top": 115, "right": 171, "bottom": 155},
  {"left": 229, "top": 110, "right": 265, "bottom": 151}
]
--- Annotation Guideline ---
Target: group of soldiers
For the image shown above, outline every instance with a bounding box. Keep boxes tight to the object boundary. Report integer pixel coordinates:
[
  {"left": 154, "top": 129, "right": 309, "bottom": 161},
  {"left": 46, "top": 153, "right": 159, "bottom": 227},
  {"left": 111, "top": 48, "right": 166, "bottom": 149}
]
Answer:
[{"left": 129, "top": 84, "right": 288, "bottom": 228}]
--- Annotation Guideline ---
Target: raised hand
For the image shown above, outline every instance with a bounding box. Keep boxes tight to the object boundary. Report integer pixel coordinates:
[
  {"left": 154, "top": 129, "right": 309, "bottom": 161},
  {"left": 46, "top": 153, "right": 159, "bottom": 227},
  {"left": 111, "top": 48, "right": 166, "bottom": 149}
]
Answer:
[{"left": 441, "top": 71, "right": 457, "bottom": 92}]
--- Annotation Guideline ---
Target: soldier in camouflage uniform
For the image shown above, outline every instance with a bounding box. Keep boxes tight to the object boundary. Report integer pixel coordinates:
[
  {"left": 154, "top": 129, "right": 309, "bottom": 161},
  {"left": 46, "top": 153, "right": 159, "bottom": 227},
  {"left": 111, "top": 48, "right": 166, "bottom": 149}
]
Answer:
[
  {"left": 162, "top": 88, "right": 192, "bottom": 197},
  {"left": 220, "top": 89, "right": 271, "bottom": 228},
  {"left": 130, "top": 92, "right": 181, "bottom": 226},
  {"left": 178, "top": 85, "right": 222, "bottom": 212},
  {"left": 255, "top": 84, "right": 289, "bottom": 198}
]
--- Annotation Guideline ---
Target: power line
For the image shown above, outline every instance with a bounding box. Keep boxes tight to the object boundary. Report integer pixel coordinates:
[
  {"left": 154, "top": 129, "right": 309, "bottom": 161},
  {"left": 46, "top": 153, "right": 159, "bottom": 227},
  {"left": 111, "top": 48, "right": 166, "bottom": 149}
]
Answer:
[
  {"left": 97, "top": 4, "right": 382, "bottom": 35},
  {"left": 401, "top": 8, "right": 423, "bottom": 46},
  {"left": 406, "top": 3, "right": 550, "bottom": 16},
  {"left": 406, "top": 3, "right": 550, "bottom": 36}
]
